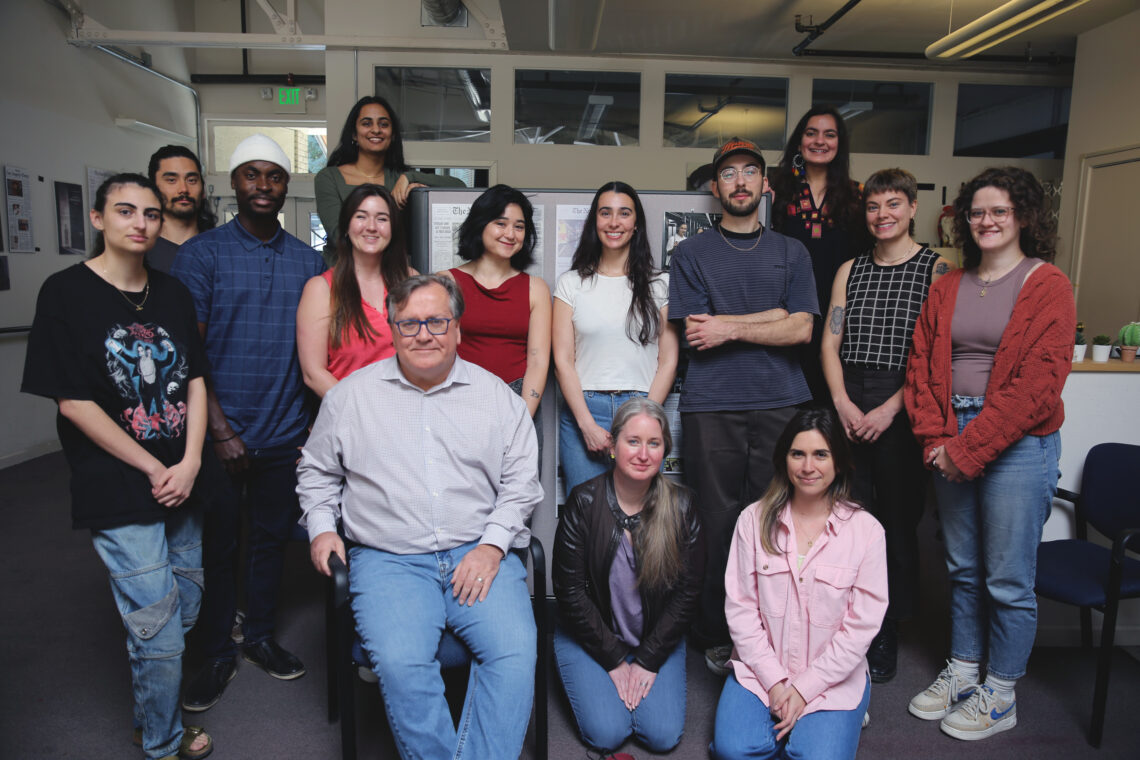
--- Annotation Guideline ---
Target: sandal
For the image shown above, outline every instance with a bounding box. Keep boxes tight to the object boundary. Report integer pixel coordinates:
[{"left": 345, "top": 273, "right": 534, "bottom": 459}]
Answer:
[{"left": 153, "top": 726, "right": 213, "bottom": 760}]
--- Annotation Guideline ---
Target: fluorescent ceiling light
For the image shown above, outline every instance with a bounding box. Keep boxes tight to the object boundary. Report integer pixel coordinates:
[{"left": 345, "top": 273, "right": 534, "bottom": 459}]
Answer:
[
  {"left": 925, "top": 0, "right": 1091, "bottom": 60},
  {"left": 577, "top": 95, "right": 613, "bottom": 141},
  {"left": 115, "top": 118, "right": 194, "bottom": 143},
  {"left": 837, "top": 101, "right": 874, "bottom": 120}
]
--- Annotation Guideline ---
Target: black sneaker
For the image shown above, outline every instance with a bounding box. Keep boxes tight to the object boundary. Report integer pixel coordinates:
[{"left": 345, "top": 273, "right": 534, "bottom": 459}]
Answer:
[
  {"left": 182, "top": 658, "right": 238, "bottom": 712},
  {"left": 868, "top": 619, "right": 898, "bottom": 683},
  {"left": 242, "top": 639, "right": 306, "bottom": 680}
]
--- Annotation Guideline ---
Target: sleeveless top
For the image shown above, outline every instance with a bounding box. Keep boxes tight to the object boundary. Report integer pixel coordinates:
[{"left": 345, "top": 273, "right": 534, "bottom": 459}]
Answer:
[
  {"left": 951, "top": 256, "right": 1038, "bottom": 397},
  {"left": 841, "top": 246, "right": 939, "bottom": 372},
  {"left": 450, "top": 268, "right": 530, "bottom": 383},
  {"left": 321, "top": 269, "right": 395, "bottom": 381}
]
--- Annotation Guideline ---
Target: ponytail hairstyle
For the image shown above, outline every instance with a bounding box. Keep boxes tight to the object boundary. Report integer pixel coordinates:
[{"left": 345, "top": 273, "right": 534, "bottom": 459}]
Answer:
[{"left": 89, "top": 173, "right": 162, "bottom": 257}]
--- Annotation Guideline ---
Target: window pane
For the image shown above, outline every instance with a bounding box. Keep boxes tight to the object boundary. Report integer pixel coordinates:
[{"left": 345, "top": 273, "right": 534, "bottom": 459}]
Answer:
[
  {"left": 811, "top": 79, "right": 932, "bottom": 155},
  {"left": 664, "top": 74, "right": 787, "bottom": 149},
  {"left": 374, "top": 67, "right": 491, "bottom": 143},
  {"left": 514, "top": 70, "right": 640, "bottom": 146},
  {"left": 954, "top": 83, "right": 1070, "bottom": 158},
  {"left": 210, "top": 125, "right": 327, "bottom": 174}
]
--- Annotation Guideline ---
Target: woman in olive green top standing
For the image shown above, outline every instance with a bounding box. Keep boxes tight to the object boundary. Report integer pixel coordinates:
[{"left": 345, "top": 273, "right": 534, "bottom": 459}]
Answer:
[{"left": 315, "top": 95, "right": 463, "bottom": 264}]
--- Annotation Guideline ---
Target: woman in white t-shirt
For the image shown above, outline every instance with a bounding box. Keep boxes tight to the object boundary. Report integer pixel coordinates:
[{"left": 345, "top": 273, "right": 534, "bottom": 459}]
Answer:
[{"left": 553, "top": 181, "right": 680, "bottom": 492}]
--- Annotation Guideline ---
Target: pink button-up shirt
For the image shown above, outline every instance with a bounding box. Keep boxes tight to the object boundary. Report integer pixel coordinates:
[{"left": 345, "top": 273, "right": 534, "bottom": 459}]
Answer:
[{"left": 725, "top": 501, "right": 887, "bottom": 714}]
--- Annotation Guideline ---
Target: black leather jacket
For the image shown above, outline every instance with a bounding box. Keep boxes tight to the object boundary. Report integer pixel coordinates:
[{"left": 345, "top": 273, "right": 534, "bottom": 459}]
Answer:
[{"left": 553, "top": 473, "right": 704, "bottom": 672}]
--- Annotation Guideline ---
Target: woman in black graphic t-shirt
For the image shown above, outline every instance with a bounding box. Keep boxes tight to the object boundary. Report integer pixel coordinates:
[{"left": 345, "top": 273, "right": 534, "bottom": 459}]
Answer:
[{"left": 22, "top": 174, "right": 214, "bottom": 760}]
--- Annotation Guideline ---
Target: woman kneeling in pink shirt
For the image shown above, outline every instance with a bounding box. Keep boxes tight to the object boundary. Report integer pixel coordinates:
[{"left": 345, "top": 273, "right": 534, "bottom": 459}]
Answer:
[{"left": 711, "top": 408, "right": 888, "bottom": 760}]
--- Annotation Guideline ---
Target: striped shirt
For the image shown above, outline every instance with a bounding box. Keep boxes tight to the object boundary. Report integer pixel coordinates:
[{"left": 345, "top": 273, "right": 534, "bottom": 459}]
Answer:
[
  {"left": 840, "top": 247, "right": 938, "bottom": 372},
  {"left": 668, "top": 226, "right": 818, "bottom": 412},
  {"left": 296, "top": 356, "right": 542, "bottom": 556},
  {"left": 172, "top": 218, "right": 325, "bottom": 448}
]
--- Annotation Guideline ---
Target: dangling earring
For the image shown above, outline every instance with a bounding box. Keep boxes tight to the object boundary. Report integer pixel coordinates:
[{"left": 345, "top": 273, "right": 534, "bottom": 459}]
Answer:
[{"left": 792, "top": 151, "right": 805, "bottom": 178}]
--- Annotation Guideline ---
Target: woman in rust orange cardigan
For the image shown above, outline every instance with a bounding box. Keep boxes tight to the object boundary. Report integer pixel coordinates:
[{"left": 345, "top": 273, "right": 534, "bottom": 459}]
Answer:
[{"left": 904, "top": 167, "right": 1074, "bottom": 743}]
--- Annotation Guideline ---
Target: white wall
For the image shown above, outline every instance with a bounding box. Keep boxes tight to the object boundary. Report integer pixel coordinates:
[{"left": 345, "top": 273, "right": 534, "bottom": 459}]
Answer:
[
  {"left": 1056, "top": 8, "right": 1140, "bottom": 274},
  {"left": 0, "top": 1, "right": 197, "bottom": 467}
]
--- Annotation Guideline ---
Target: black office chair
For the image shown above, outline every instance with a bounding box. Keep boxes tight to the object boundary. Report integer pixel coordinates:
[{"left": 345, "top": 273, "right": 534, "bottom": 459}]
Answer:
[
  {"left": 325, "top": 539, "right": 549, "bottom": 760},
  {"left": 1035, "top": 442, "right": 1140, "bottom": 748}
]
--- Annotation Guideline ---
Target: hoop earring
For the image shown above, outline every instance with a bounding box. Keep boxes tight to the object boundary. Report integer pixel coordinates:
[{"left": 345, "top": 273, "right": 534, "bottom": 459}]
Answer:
[{"left": 792, "top": 151, "right": 805, "bottom": 179}]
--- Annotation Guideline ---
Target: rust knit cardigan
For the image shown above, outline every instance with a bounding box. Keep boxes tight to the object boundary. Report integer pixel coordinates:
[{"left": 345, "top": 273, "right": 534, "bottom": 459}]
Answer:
[{"left": 904, "top": 263, "right": 1075, "bottom": 479}]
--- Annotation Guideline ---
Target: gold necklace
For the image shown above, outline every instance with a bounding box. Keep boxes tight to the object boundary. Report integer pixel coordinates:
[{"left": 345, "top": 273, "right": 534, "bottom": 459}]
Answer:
[
  {"left": 350, "top": 163, "right": 384, "bottom": 179},
  {"left": 976, "top": 256, "right": 1024, "bottom": 298},
  {"left": 718, "top": 224, "right": 762, "bottom": 252},
  {"left": 793, "top": 515, "right": 826, "bottom": 549},
  {"left": 873, "top": 243, "right": 919, "bottom": 267},
  {"left": 102, "top": 260, "right": 150, "bottom": 311}
]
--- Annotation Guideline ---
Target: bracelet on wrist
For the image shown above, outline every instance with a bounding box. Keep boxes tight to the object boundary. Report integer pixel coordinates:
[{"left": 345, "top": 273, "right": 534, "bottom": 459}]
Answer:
[{"left": 213, "top": 433, "right": 237, "bottom": 443}]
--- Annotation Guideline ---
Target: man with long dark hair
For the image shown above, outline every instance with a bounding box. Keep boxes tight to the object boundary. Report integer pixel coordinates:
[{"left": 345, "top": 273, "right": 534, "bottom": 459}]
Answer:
[{"left": 146, "top": 144, "right": 217, "bottom": 273}]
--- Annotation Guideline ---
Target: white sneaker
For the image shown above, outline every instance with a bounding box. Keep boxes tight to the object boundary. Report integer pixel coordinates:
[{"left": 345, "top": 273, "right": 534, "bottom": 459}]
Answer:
[
  {"left": 704, "top": 645, "right": 733, "bottom": 677},
  {"left": 940, "top": 684, "right": 1017, "bottom": 741},
  {"left": 908, "top": 662, "right": 978, "bottom": 720},
  {"left": 862, "top": 710, "right": 870, "bottom": 729}
]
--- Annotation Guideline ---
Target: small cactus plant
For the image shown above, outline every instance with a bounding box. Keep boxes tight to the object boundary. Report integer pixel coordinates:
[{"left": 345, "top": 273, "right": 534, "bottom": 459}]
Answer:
[
  {"left": 1118, "top": 322, "right": 1140, "bottom": 348},
  {"left": 1075, "top": 328, "right": 1086, "bottom": 346},
  {"left": 1093, "top": 334, "right": 1112, "bottom": 346}
]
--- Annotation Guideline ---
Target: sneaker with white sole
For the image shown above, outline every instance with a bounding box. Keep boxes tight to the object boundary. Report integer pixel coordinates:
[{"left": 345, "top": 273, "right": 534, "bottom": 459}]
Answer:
[
  {"left": 908, "top": 662, "right": 978, "bottom": 720},
  {"left": 939, "top": 684, "right": 1016, "bottom": 741},
  {"left": 704, "top": 645, "right": 733, "bottom": 677},
  {"left": 862, "top": 710, "right": 870, "bottom": 729}
]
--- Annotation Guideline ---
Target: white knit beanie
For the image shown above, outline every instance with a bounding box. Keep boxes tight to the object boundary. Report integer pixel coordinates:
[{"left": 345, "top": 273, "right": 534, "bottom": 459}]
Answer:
[{"left": 229, "top": 134, "right": 292, "bottom": 175}]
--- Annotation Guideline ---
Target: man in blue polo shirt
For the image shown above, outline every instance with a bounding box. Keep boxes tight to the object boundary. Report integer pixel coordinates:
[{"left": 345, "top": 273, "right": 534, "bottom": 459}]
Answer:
[
  {"left": 668, "top": 138, "right": 818, "bottom": 676},
  {"left": 172, "top": 134, "right": 325, "bottom": 711}
]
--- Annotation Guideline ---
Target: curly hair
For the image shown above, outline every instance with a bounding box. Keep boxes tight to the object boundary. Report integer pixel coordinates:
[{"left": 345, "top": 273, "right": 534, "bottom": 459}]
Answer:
[
  {"left": 569, "top": 181, "right": 663, "bottom": 346},
  {"left": 327, "top": 95, "right": 409, "bottom": 173},
  {"left": 769, "top": 106, "right": 862, "bottom": 234},
  {"left": 455, "top": 184, "right": 537, "bottom": 272},
  {"left": 953, "top": 166, "right": 1057, "bottom": 270}
]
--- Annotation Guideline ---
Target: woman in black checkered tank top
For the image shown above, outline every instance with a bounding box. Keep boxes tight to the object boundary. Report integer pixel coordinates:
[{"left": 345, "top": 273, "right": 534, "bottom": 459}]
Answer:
[{"left": 819, "top": 168, "right": 955, "bottom": 685}]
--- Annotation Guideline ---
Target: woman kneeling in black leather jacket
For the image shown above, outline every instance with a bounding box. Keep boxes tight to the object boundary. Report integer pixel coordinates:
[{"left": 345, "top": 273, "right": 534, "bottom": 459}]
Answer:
[{"left": 553, "top": 397, "right": 704, "bottom": 756}]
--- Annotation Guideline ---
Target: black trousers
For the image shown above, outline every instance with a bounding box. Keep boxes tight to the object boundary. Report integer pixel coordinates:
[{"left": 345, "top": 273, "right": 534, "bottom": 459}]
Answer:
[
  {"left": 681, "top": 406, "right": 798, "bottom": 648},
  {"left": 843, "top": 364, "right": 928, "bottom": 621}
]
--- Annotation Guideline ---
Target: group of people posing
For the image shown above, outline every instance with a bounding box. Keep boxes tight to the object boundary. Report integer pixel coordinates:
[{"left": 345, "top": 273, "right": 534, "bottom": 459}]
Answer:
[{"left": 22, "top": 95, "right": 1075, "bottom": 760}]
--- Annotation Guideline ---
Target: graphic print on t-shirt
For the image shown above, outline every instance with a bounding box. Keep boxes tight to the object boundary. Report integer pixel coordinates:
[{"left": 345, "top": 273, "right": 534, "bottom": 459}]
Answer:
[{"left": 104, "top": 322, "right": 189, "bottom": 440}]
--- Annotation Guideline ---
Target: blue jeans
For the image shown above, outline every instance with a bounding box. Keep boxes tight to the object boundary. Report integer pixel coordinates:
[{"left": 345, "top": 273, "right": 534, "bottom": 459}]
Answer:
[
  {"left": 91, "top": 509, "right": 204, "bottom": 760},
  {"left": 933, "top": 395, "right": 1060, "bottom": 679},
  {"left": 553, "top": 626, "right": 686, "bottom": 753},
  {"left": 199, "top": 438, "right": 304, "bottom": 659},
  {"left": 349, "top": 540, "right": 536, "bottom": 760},
  {"left": 711, "top": 673, "right": 870, "bottom": 760},
  {"left": 558, "top": 390, "right": 647, "bottom": 494}
]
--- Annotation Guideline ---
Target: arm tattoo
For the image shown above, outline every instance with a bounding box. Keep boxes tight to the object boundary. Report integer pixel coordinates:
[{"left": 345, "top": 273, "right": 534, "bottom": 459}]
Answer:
[
  {"left": 828, "top": 306, "right": 844, "bottom": 335},
  {"left": 529, "top": 389, "right": 540, "bottom": 399},
  {"left": 935, "top": 262, "right": 949, "bottom": 275}
]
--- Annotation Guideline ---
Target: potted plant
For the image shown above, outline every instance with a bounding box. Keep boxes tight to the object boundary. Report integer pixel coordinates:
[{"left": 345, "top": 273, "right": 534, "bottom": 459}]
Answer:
[
  {"left": 1117, "top": 322, "right": 1140, "bottom": 362},
  {"left": 1092, "top": 334, "right": 1113, "bottom": 362},
  {"left": 1074, "top": 324, "right": 1087, "bottom": 362}
]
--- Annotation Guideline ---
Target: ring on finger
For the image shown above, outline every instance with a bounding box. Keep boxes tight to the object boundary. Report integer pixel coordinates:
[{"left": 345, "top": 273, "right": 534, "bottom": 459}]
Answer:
[{"left": 476, "top": 576, "right": 484, "bottom": 583}]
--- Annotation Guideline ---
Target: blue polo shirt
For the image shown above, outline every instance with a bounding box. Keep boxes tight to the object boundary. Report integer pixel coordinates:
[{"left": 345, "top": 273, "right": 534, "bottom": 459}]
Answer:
[
  {"left": 668, "top": 225, "right": 818, "bottom": 412},
  {"left": 172, "top": 217, "right": 325, "bottom": 448}
]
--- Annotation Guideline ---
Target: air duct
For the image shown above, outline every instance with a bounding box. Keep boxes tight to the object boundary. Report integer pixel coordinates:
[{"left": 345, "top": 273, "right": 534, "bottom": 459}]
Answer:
[{"left": 423, "top": 0, "right": 464, "bottom": 26}]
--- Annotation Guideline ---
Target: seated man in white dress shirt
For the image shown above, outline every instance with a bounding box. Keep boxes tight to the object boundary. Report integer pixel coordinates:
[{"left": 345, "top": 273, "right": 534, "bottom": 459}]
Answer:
[{"left": 297, "top": 273, "right": 542, "bottom": 760}]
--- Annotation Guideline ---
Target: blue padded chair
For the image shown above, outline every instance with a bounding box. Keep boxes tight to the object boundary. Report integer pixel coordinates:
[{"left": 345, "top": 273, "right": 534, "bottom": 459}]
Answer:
[
  {"left": 1035, "top": 442, "right": 1140, "bottom": 747},
  {"left": 325, "top": 540, "right": 548, "bottom": 760}
]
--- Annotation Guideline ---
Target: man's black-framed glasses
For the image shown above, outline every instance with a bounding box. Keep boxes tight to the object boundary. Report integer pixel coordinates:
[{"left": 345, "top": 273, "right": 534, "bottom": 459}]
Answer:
[{"left": 394, "top": 317, "right": 453, "bottom": 337}]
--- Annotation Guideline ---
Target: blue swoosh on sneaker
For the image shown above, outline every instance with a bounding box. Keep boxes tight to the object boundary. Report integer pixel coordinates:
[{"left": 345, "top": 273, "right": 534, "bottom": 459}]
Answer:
[
  {"left": 989, "top": 702, "right": 1015, "bottom": 721},
  {"left": 957, "top": 688, "right": 975, "bottom": 700}
]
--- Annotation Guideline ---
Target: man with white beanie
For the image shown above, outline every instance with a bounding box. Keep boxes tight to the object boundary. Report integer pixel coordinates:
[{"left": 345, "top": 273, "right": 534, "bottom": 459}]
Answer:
[{"left": 173, "top": 134, "right": 326, "bottom": 711}]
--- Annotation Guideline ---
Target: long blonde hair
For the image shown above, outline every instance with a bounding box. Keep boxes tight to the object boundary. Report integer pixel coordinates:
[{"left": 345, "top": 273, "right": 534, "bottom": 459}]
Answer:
[
  {"left": 756, "top": 408, "right": 856, "bottom": 556},
  {"left": 611, "top": 398, "right": 686, "bottom": 590}
]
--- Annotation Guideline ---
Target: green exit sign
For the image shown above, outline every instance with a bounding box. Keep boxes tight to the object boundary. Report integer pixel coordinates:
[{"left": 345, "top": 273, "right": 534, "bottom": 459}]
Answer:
[{"left": 274, "top": 86, "right": 305, "bottom": 114}]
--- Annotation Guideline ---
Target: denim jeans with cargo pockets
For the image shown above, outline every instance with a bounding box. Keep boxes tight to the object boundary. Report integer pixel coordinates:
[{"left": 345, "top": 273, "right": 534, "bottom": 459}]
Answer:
[{"left": 91, "top": 508, "right": 204, "bottom": 760}]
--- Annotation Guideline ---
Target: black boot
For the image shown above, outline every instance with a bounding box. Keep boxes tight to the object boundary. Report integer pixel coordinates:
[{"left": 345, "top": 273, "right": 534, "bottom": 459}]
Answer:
[{"left": 868, "top": 618, "right": 898, "bottom": 683}]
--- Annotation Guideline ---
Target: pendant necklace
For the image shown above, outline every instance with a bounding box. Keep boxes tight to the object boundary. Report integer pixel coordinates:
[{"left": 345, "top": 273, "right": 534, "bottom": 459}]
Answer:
[{"left": 103, "top": 260, "right": 149, "bottom": 311}]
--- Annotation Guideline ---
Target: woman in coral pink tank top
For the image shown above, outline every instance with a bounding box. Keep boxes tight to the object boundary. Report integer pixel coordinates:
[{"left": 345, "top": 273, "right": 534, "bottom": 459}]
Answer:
[
  {"left": 438, "top": 185, "right": 551, "bottom": 420},
  {"left": 297, "top": 184, "right": 415, "bottom": 396}
]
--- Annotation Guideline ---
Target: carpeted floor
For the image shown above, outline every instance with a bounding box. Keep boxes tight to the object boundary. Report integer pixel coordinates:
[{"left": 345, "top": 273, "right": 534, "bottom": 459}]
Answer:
[{"left": 1, "top": 451, "right": 1137, "bottom": 759}]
